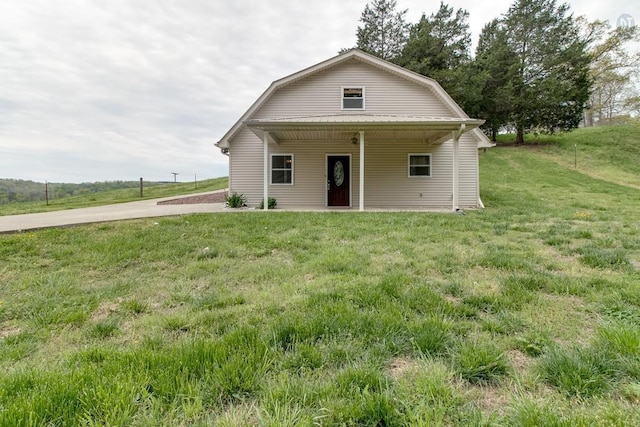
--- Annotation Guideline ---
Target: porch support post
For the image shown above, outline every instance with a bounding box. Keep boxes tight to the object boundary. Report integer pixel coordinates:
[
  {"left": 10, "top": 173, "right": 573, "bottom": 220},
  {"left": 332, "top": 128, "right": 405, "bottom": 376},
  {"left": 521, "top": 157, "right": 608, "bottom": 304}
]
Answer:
[
  {"left": 452, "top": 124, "right": 464, "bottom": 212},
  {"left": 359, "top": 130, "right": 365, "bottom": 211},
  {"left": 263, "top": 131, "right": 269, "bottom": 211}
]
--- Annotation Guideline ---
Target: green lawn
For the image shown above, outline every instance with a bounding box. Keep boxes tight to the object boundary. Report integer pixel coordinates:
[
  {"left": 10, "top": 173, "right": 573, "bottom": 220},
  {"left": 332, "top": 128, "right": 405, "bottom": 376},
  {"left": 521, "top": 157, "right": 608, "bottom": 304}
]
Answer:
[
  {"left": 1, "top": 126, "right": 639, "bottom": 425},
  {"left": 0, "top": 177, "right": 228, "bottom": 216}
]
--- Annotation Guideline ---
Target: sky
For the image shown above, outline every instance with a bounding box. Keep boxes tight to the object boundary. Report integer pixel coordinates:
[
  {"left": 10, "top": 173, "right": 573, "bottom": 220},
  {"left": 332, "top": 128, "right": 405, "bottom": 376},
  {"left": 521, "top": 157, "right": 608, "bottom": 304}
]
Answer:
[{"left": 0, "top": 1, "right": 638, "bottom": 183}]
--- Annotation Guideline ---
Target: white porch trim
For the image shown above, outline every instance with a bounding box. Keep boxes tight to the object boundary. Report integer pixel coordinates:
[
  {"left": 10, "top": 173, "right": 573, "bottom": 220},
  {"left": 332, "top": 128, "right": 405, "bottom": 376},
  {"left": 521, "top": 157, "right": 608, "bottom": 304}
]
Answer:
[
  {"left": 452, "top": 124, "right": 465, "bottom": 212},
  {"left": 263, "top": 131, "right": 269, "bottom": 211},
  {"left": 359, "top": 130, "right": 364, "bottom": 211}
]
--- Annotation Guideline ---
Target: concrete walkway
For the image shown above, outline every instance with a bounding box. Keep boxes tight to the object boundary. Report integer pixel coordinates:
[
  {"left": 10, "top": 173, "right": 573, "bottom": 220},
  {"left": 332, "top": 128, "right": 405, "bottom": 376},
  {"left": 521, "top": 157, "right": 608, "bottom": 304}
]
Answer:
[{"left": 0, "top": 191, "right": 227, "bottom": 233}]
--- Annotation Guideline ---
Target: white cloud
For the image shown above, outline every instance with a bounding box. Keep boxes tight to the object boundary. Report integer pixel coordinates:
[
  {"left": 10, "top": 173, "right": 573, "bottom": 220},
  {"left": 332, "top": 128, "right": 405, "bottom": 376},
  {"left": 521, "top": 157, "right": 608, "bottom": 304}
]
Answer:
[{"left": 0, "top": 0, "right": 637, "bottom": 182}]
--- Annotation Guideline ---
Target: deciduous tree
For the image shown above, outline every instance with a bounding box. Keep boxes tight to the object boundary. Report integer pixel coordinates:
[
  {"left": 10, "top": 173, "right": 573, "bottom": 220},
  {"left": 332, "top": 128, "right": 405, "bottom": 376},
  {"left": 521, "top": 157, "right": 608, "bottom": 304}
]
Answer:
[{"left": 580, "top": 20, "right": 640, "bottom": 125}]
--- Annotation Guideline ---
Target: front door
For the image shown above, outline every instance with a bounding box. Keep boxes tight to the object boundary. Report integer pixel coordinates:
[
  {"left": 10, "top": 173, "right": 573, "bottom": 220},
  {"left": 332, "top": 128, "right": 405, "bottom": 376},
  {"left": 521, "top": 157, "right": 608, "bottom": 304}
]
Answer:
[{"left": 327, "top": 155, "right": 350, "bottom": 207}]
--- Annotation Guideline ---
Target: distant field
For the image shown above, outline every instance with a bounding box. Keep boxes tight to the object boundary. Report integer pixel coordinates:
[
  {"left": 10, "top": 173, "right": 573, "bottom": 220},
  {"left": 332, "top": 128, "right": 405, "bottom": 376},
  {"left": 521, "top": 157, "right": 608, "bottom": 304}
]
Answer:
[
  {"left": 0, "top": 177, "right": 228, "bottom": 216},
  {"left": 0, "top": 125, "right": 639, "bottom": 425}
]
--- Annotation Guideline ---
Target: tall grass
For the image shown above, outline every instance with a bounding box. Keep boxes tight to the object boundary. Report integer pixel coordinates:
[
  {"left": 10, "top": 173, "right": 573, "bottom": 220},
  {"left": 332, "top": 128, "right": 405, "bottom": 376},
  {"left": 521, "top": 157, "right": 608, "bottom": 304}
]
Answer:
[{"left": 1, "top": 126, "right": 640, "bottom": 424}]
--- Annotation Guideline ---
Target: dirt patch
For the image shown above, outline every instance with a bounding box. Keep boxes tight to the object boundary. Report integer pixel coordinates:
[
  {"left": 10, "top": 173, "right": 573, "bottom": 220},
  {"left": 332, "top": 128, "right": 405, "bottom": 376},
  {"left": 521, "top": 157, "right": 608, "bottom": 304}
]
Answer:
[
  {"left": 91, "top": 301, "right": 120, "bottom": 321},
  {"left": 507, "top": 349, "right": 534, "bottom": 372},
  {"left": 0, "top": 326, "right": 21, "bottom": 339},
  {"left": 158, "top": 192, "right": 227, "bottom": 205},
  {"left": 387, "top": 357, "right": 420, "bottom": 379},
  {"left": 473, "top": 384, "right": 511, "bottom": 417}
]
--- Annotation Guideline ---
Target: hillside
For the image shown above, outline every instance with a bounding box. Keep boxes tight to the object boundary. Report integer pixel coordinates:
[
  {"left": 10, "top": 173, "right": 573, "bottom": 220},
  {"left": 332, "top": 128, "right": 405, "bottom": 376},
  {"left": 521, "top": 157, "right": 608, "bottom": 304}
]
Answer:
[
  {"left": 1, "top": 126, "right": 639, "bottom": 425},
  {"left": 494, "top": 122, "right": 640, "bottom": 190},
  {"left": 0, "top": 177, "right": 229, "bottom": 216},
  {"left": 0, "top": 179, "right": 163, "bottom": 204}
]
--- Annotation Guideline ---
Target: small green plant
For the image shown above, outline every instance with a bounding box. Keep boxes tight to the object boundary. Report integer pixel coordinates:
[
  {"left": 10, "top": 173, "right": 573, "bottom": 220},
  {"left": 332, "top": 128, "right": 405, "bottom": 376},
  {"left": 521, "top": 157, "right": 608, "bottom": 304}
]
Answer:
[
  {"left": 454, "top": 341, "right": 510, "bottom": 383},
  {"left": 513, "top": 329, "right": 552, "bottom": 357},
  {"left": 596, "top": 321, "right": 640, "bottom": 357},
  {"left": 410, "top": 317, "right": 453, "bottom": 357},
  {"left": 86, "top": 320, "right": 119, "bottom": 339},
  {"left": 225, "top": 192, "right": 246, "bottom": 208},
  {"left": 121, "top": 299, "right": 148, "bottom": 315},
  {"left": 257, "top": 197, "right": 277, "bottom": 210},
  {"left": 575, "top": 245, "right": 630, "bottom": 270},
  {"left": 538, "top": 346, "right": 611, "bottom": 397}
]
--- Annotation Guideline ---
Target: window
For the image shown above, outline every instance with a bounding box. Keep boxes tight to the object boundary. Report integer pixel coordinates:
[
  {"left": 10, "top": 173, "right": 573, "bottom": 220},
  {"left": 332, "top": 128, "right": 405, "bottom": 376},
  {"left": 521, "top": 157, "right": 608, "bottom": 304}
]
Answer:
[
  {"left": 271, "top": 154, "right": 293, "bottom": 185},
  {"left": 342, "top": 87, "right": 365, "bottom": 109},
  {"left": 408, "top": 154, "right": 431, "bottom": 177}
]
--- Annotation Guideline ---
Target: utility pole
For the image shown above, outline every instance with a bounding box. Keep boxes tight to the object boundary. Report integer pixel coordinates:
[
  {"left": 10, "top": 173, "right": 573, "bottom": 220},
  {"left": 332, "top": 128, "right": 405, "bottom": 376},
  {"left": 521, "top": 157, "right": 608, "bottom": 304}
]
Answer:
[
  {"left": 45, "top": 181, "right": 49, "bottom": 205},
  {"left": 171, "top": 172, "right": 178, "bottom": 183}
]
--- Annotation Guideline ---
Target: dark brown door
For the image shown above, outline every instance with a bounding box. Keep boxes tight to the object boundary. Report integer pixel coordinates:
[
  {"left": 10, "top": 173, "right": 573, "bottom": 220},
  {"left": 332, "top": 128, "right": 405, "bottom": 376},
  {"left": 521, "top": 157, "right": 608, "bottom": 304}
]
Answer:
[{"left": 328, "top": 155, "right": 350, "bottom": 207}]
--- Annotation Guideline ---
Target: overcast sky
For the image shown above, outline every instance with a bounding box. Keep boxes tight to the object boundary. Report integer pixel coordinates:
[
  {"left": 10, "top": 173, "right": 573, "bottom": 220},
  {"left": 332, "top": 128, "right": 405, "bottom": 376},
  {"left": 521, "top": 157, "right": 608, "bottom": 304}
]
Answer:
[{"left": 0, "top": 1, "right": 637, "bottom": 183}]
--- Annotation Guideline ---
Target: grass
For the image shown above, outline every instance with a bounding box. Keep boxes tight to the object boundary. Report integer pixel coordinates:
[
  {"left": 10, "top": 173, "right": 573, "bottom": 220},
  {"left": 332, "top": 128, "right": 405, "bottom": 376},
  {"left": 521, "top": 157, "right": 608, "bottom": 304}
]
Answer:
[
  {"left": 0, "top": 177, "right": 228, "bottom": 215},
  {"left": 1, "top": 124, "right": 640, "bottom": 424}
]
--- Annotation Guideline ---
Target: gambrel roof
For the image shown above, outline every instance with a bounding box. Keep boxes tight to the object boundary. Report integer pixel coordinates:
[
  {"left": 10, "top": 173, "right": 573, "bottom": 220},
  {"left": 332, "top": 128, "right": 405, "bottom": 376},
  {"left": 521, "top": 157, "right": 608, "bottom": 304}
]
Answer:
[{"left": 215, "top": 49, "right": 492, "bottom": 152}]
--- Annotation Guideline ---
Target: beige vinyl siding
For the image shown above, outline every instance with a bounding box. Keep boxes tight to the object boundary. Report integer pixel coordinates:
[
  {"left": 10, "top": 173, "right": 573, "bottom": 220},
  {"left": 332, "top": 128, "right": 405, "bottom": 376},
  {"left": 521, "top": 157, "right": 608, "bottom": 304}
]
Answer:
[
  {"left": 364, "top": 140, "right": 453, "bottom": 209},
  {"left": 229, "top": 128, "right": 263, "bottom": 204},
  {"left": 228, "top": 55, "right": 483, "bottom": 210},
  {"left": 458, "top": 134, "right": 479, "bottom": 207},
  {"left": 231, "top": 134, "right": 479, "bottom": 209},
  {"left": 267, "top": 140, "right": 360, "bottom": 208},
  {"left": 230, "top": 133, "right": 361, "bottom": 208},
  {"left": 254, "top": 59, "right": 454, "bottom": 119}
]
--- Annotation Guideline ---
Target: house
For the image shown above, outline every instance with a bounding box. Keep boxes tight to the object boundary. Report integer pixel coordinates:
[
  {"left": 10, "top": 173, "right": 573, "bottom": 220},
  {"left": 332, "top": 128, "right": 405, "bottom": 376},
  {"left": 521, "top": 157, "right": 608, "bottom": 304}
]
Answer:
[{"left": 215, "top": 49, "right": 493, "bottom": 211}]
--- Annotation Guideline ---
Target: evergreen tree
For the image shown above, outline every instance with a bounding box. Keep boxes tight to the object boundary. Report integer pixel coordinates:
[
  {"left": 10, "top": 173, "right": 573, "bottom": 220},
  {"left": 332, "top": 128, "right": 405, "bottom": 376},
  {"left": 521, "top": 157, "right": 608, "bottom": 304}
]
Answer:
[
  {"left": 475, "top": 19, "right": 517, "bottom": 140},
  {"left": 356, "top": 0, "right": 409, "bottom": 61},
  {"left": 399, "top": 2, "right": 470, "bottom": 73},
  {"left": 396, "top": 2, "right": 475, "bottom": 111},
  {"left": 502, "top": 0, "right": 590, "bottom": 143}
]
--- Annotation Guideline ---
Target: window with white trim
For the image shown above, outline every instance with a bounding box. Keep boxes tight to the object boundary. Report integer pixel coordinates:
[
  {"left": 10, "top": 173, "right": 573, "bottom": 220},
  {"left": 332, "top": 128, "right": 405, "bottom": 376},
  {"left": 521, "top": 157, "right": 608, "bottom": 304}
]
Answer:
[
  {"left": 342, "top": 87, "right": 365, "bottom": 109},
  {"left": 408, "top": 154, "right": 432, "bottom": 177},
  {"left": 271, "top": 154, "right": 293, "bottom": 185}
]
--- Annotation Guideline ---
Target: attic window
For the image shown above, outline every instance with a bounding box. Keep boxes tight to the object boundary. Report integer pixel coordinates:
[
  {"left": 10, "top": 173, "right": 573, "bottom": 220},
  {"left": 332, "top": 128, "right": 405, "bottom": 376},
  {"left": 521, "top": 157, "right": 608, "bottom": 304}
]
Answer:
[{"left": 342, "top": 87, "right": 365, "bottom": 110}]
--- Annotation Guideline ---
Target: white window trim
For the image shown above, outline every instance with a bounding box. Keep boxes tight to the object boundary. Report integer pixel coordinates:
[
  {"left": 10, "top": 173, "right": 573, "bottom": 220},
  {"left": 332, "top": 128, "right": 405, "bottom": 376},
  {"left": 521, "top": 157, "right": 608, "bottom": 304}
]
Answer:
[
  {"left": 341, "top": 86, "right": 365, "bottom": 110},
  {"left": 270, "top": 153, "right": 294, "bottom": 185},
  {"left": 408, "top": 153, "right": 432, "bottom": 178}
]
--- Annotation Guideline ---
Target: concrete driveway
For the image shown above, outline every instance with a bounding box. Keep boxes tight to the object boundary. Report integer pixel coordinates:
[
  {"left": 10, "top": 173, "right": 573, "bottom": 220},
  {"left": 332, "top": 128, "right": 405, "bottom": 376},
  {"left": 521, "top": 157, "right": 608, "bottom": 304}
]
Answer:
[{"left": 0, "top": 191, "right": 227, "bottom": 233}]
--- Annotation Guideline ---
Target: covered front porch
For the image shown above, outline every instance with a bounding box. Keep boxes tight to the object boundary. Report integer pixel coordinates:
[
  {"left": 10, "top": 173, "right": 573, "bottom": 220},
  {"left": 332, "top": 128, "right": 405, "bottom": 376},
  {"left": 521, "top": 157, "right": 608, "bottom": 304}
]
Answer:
[{"left": 245, "top": 115, "right": 484, "bottom": 212}]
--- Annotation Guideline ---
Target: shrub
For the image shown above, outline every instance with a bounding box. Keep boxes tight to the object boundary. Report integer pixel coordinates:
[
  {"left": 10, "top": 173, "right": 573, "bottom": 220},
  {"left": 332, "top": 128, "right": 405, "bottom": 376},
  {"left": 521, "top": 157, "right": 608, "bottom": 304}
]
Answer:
[
  {"left": 257, "top": 197, "right": 277, "bottom": 210},
  {"left": 225, "top": 192, "right": 246, "bottom": 208}
]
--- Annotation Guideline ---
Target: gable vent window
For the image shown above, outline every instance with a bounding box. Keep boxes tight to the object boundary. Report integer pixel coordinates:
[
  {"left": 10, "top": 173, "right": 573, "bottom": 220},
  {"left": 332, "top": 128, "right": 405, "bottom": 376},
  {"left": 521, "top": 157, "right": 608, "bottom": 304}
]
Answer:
[{"left": 342, "top": 87, "right": 365, "bottom": 110}]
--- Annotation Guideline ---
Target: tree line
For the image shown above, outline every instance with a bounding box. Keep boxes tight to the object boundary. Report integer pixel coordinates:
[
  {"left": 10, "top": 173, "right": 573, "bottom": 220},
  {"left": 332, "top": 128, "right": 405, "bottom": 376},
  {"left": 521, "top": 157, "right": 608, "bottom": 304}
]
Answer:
[
  {"left": 0, "top": 179, "right": 160, "bottom": 204},
  {"left": 350, "top": 0, "right": 639, "bottom": 142}
]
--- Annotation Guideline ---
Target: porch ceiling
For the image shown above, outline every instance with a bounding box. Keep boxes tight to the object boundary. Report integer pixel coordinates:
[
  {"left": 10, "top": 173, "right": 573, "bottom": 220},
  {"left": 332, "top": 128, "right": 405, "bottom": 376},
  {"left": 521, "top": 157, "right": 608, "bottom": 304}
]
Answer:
[{"left": 245, "top": 115, "right": 484, "bottom": 145}]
